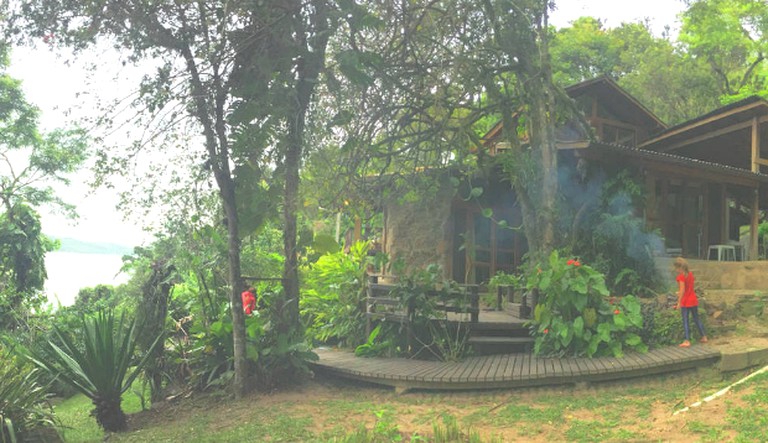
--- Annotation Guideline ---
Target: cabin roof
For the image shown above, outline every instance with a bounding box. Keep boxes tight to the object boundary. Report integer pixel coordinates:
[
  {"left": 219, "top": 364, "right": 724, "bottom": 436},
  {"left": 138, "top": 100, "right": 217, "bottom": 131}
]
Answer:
[
  {"left": 640, "top": 96, "right": 768, "bottom": 152},
  {"left": 483, "top": 76, "right": 667, "bottom": 144},
  {"left": 565, "top": 77, "right": 667, "bottom": 132},
  {"left": 587, "top": 141, "right": 768, "bottom": 184}
]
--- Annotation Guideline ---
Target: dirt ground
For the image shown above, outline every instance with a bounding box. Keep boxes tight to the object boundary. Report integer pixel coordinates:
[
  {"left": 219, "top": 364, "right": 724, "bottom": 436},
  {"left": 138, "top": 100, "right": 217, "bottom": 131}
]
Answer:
[
  {"left": 125, "top": 300, "right": 768, "bottom": 442},
  {"left": 126, "top": 367, "right": 762, "bottom": 442}
]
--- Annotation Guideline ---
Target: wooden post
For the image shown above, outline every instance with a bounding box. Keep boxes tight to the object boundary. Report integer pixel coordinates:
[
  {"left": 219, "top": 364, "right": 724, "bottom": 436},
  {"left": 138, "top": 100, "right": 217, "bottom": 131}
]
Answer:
[
  {"left": 721, "top": 185, "right": 728, "bottom": 242},
  {"left": 470, "top": 285, "right": 479, "bottom": 324},
  {"left": 353, "top": 216, "right": 362, "bottom": 242},
  {"left": 406, "top": 297, "right": 415, "bottom": 355},
  {"left": 365, "top": 279, "right": 373, "bottom": 337},
  {"left": 752, "top": 117, "right": 761, "bottom": 173},
  {"left": 751, "top": 188, "right": 759, "bottom": 260}
]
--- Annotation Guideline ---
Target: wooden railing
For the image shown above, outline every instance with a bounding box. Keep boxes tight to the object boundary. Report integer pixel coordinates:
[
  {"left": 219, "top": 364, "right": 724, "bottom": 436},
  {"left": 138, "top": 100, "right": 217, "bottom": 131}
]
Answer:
[
  {"left": 495, "top": 285, "right": 537, "bottom": 319},
  {"left": 365, "top": 282, "right": 480, "bottom": 353}
]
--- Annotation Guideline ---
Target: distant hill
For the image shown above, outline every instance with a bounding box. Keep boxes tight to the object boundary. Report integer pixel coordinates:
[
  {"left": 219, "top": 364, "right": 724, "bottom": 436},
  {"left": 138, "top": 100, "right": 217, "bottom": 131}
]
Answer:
[{"left": 52, "top": 237, "right": 134, "bottom": 256}]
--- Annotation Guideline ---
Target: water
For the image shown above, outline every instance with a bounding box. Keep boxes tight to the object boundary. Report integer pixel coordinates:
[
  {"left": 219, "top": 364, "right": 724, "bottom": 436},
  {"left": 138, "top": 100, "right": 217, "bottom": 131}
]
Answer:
[{"left": 44, "top": 251, "right": 129, "bottom": 307}]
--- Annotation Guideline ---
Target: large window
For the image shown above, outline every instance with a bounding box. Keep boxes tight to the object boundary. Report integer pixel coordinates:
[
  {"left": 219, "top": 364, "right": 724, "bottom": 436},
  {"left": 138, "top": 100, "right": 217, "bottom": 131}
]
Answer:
[{"left": 452, "top": 206, "right": 526, "bottom": 284}]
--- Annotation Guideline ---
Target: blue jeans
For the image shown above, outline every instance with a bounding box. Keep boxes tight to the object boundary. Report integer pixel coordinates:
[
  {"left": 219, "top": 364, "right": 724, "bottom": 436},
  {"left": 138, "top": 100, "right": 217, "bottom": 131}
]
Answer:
[{"left": 681, "top": 306, "right": 706, "bottom": 341}]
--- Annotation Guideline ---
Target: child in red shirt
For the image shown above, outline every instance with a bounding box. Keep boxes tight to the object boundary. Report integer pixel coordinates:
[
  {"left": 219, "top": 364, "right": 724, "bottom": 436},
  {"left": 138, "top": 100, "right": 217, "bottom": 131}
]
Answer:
[
  {"left": 674, "top": 257, "right": 707, "bottom": 347},
  {"left": 241, "top": 287, "right": 257, "bottom": 315}
]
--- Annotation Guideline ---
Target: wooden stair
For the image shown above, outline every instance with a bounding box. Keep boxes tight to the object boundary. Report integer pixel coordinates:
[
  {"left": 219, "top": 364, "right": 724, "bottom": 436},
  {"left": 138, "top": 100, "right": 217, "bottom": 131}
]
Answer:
[{"left": 467, "top": 313, "right": 534, "bottom": 355}]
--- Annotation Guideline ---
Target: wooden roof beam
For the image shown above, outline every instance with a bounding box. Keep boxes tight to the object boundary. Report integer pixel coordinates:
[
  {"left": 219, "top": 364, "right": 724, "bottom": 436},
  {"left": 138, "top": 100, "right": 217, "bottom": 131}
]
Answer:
[
  {"left": 655, "top": 116, "right": 768, "bottom": 152},
  {"left": 641, "top": 101, "right": 768, "bottom": 148}
]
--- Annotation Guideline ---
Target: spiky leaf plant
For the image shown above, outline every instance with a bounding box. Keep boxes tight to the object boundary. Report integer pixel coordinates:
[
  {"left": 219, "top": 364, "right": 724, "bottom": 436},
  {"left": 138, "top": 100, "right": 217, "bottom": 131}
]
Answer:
[
  {"left": 30, "top": 310, "right": 160, "bottom": 432},
  {"left": 0, "top": 345, "right": 57, "bottom": 443}
]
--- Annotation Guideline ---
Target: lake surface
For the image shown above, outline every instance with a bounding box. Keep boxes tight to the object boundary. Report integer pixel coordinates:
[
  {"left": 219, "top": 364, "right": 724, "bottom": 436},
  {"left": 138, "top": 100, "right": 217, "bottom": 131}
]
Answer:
[{"left": 44, "top": 251, "right": 129, "bottom": 307}]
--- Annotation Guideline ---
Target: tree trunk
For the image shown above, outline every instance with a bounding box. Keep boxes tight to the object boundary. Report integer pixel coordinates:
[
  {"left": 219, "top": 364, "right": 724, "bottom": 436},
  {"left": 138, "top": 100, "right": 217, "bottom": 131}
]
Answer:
[
  {"left": 281, "top": 0, "right": 330, "bottom": 333},
  {"left": 94, "top": 397, "right": 127, "bottom": 432},
  {"left": 179, "top": 42, "right": 248, "bottom": 398},
  {"left": 139, "top": 259, "right": 173, "bottom": 403},
  {"left": 220, "top": 182, "right": 248, "bottom": 397}
]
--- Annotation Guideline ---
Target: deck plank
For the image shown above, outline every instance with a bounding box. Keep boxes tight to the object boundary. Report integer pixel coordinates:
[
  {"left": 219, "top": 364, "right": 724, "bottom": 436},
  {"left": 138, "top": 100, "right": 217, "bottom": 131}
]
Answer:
[{"left": 311, "top": 344, "right": 723, "bottom": 391}]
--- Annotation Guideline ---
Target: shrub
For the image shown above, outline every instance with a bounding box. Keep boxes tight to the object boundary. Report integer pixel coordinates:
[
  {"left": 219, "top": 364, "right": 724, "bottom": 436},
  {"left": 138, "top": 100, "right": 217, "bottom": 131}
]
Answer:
[
  {"left": 528, "top": 251, "right": 647, "bottom": 357},
  {"left": 30, "top": 310, "right": 161, "bottom": 432},
  {"left": 0, "top": 343, "right": 57, "bottom": 442},
  {"left": 389, "top": 263, "right": 473, "bottom": 361},
  {"left": 641, "top": 301, "right": 710, "bottom": 348},
  {"left": 182, "top": 290, "right": 317, "bottom": 392},
  {"left": 301, "top": 241, "right": 371, "bottom": 347}
]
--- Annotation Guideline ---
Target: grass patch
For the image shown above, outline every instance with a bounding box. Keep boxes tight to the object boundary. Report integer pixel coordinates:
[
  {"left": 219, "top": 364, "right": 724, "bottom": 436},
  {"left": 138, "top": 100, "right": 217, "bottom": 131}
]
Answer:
[
  {"left": 54, "top": 387, "right": 146, "bottom": 442},
  {"left": 43, "top": 367, "right": 768, "bottom": 442}
]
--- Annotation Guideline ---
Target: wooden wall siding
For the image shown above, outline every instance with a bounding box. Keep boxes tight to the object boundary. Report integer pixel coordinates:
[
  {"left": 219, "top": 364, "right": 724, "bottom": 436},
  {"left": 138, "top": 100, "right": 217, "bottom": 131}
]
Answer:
[{"left": 311, "top": 346, "right": 721, "bottom": 392}]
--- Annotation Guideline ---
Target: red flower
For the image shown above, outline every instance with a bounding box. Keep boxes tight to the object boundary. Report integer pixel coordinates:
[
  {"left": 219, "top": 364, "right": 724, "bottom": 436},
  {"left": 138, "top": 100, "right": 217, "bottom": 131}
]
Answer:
[
  {"left": 567, "top": 259, "right": 574, "bottom": 265},
  {"left": 543, "top": 328, "right": 549, "bottom": 334},
  {"left": 614, "top": 309, "right": 620, "bottom": 315},
  {"left": 567, "top": 259, "right": 581, "bottom": 266}
]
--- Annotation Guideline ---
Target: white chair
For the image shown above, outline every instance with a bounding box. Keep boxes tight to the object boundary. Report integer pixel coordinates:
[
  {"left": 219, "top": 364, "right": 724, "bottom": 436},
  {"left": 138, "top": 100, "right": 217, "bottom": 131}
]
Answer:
[
  {"left": 708, "top": 244, "right": 736, "bottom": 261},
  {"left": 727, "top": 240, "right": 746, "bottom": 261}
]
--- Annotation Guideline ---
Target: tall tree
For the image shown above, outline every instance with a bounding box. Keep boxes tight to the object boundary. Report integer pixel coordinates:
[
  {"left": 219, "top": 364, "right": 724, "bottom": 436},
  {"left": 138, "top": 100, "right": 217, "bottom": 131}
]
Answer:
[
  {"left": 550, "top": 17, "right": 722, "bottom": 125},
  {"left": 0, "top": 43, "right": 87, "bottom": 329},
  {"left": 12, "top": 0, "right": 331, "bottom": 396},
  {"left": 681, "top": 0, "right": 768, "bottom": 101}
]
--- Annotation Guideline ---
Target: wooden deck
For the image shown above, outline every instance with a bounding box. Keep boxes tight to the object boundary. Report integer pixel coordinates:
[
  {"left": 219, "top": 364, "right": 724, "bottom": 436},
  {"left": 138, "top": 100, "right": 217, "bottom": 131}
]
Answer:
[{"left": 311, "top": 346, "right": 721, "bottom": 392}]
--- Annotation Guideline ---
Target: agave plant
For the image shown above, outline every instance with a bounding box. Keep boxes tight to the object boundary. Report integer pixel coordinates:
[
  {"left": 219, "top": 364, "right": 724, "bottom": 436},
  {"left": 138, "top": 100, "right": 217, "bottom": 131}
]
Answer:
[
  {"left": 0, "top": 346, "right": 57, "bottom": 443},
  {"left": 30, "top": 310, "right": 160, "bottom": 432}
]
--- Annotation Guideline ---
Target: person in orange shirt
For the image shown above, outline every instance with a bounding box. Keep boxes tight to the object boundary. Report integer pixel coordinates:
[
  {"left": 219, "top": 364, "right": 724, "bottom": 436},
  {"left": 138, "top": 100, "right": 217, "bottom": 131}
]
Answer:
[
  {"left": 674, "top": 257, "right": 707, "bottom": 347},
  {"left": 241, "top": 286, "right": 257, "bottom": 315}
]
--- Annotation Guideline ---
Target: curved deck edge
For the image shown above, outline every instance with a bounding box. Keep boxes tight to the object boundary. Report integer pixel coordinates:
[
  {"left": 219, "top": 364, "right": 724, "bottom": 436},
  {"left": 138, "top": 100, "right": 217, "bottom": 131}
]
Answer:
[{"left": 310, "top": 346, "right": 722, "bottom": 392}]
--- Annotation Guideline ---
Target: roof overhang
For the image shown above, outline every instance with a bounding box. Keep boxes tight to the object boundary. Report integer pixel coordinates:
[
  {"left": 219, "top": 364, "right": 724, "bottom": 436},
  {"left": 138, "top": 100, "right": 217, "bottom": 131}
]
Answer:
[
  {"left": 579, "top": 142, "right": 768, "bottom": 191},
  {"left": 641, "top": 97, "right": 768, "bottom": 152}
]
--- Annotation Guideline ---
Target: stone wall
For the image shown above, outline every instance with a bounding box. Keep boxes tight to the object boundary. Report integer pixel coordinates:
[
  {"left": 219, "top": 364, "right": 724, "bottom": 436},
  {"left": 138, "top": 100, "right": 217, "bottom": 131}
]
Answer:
[
  {"left": 656, "top": 257, "right": 768, "bottom": 291},
  {"left": 382, "top": 178, "right": 454, "bottom": 278}
]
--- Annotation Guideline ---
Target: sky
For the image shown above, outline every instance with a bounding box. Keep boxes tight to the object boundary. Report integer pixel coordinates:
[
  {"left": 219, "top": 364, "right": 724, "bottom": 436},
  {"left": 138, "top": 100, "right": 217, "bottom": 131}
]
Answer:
[{"left": 6, "top": 0, "right": 688, "bottom": 248}]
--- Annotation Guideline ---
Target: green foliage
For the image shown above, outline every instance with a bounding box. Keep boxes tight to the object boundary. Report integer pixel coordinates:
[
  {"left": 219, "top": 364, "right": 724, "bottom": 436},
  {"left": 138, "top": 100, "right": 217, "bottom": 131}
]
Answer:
[
  {"left": 680, "top": 0, "right": 768, "bottom": 100},
  {"left": 0, "top": 51, "right": 88, "bottom": 332},
  {"left": 245, "top": 288, "right": 318, "bottom": 389},
  {"left": 550, "top": 17, "right": 721, "bottom": 125},
  {"left": 301, "top": 241, "right": 371, "bottom": 347},
  {"left": 30, "top": 310, "right": 161, "bottom": 432},
  {"left": 0, "top": 344, "right": 57, "bottom": 443},
  {"left": 487, "top": 272, "right": 523, "bottom": 308},
  {"left": 182, "top": 290, "right": 317, "bottom": 392},
  {"left": 184, "top": 308, "right": 236, "bottom": 391},
  {"left": 640, "top": 301, "right": 710, "bottom": 348},
  {"left": 390, "top": 264, "right": 473, "bottom": 361},
  {"left": 528, "top": 251, "right": 648, "bottom": 357},
  {"left": 72, "top": 284, "right": 120, "bottom": 315},
  {"left": 0, "top": 205, "right": 54, "bottom": 329},
  {"left": 354, "top": 325, "right": 395, "bottom": 358},
  {"left": 427, "top": 320, "right": 472, "bottom": 363}
]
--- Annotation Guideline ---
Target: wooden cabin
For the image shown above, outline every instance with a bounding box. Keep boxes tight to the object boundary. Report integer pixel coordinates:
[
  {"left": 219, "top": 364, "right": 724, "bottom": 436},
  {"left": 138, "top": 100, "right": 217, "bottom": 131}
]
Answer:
[{"left": 380, "top": 77, "right": 768, "bottom": 284}]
